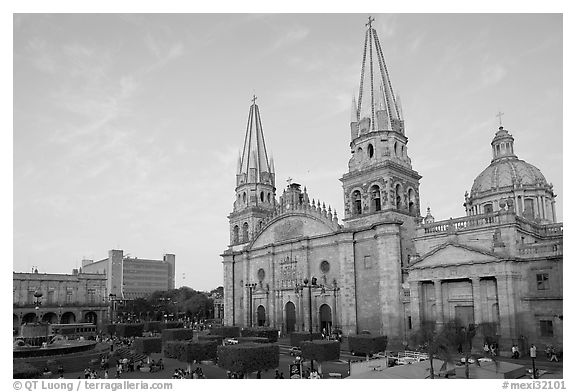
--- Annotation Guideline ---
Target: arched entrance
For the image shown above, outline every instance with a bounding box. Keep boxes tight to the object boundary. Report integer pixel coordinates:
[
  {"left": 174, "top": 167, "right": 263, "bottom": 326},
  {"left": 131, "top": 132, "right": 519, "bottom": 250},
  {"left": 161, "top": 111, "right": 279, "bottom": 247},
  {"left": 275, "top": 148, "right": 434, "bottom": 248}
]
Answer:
[
  {"left": 319, "top": 304, "right": 332, "bottom": 336},
  {"left": 256, "top": 305, "right": 266, "bottom": 327},
  {"left": 285, "top": 302, "right": 296, "bottom": 333},
  {"left": 22, "top": 313, "right": 37, "bottom": 324},
  {"left": 61, "top": 312, "right": 76, "bottom": 324},
  {"left": 84, "top": 311, "right": 97, "bottom": 325},
  {"left": 42, "top": 312, "right": 58, "bottom": 324}
]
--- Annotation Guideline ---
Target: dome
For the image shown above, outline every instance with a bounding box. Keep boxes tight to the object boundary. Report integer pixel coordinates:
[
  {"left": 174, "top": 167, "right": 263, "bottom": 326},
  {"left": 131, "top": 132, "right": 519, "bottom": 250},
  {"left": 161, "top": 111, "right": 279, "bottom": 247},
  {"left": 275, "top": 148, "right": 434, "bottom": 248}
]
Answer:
[{"left": 470, "top": 157, "right": 549, "bottom": 196}]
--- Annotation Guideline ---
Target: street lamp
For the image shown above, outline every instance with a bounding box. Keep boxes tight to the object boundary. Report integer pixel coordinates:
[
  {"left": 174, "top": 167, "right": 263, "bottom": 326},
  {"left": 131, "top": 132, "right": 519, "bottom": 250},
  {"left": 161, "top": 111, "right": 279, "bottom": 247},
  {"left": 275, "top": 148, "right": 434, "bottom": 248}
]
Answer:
[
  {"left": 295, "top": 277, "right": 319, "bottom": 341},
  {"left": 244, "top": 283, "right": 257, "bottom": 327}
]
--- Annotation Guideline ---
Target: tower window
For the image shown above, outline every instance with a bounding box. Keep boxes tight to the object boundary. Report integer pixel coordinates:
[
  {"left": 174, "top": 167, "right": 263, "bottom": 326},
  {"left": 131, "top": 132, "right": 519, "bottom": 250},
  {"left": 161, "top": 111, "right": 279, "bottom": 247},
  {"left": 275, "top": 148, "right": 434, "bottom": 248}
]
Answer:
[
  {"left": 408, "top": 188, "right": 416, "bottom": 214},
  {"left": 233, "top": 225, "right": 239, "bottom": 244},
  {"left": 242, "top": 222, "right": 249, "bottom": 243},
  {"left": 352, "top": 190, "right": 362, "bottom": 215},
  {"left": 370, "top": 185, "right": 381, "bottom": 212},
  {"left": 267, "top": 193, "right": 271, "bottom": 203},
  {"left": 394, "top": 142, "right": 398, "bottom": 156},
  {"left": 483, "top": 203, "right": 493, "bottom": 214},
  {"left": 368, "top": 144, "right": 374, "bottom": 158},
  {"left": 260, "top": 191, "right": 264, "bottom": 202},
  {"left": 243, "top": 192, "right": 247, "bottom": 203},
  {"left": 395, "top": 184, "right": 402, "bottom": 209}
]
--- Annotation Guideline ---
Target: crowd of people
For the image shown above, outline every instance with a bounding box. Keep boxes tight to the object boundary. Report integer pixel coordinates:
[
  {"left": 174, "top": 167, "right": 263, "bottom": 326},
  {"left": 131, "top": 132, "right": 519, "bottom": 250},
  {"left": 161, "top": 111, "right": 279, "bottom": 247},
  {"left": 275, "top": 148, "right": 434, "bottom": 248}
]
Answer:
[{"left": 172, "top": 367, "right": 205, "bottom": 379}]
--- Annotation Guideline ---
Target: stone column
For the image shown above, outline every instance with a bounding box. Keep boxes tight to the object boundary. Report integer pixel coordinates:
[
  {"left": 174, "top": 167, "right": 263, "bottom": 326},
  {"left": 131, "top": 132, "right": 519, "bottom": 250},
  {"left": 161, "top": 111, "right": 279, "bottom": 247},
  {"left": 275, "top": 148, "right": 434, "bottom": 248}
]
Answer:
[
  {"left": 298, "top": 290, "right": 304, "bottom": 332},
  {"left": 375, "top": 223, "right": 403, "bottom": 340},
  {"left": 336, "top": 233, "right": 357, "bottom": 336},
  {"left": 222, "top": 254, "right": 234, "bottom": 326},
  {"left": 434, "top": 280, "right": 444, "bottom": 325},
  {"left": 471, "top": 277, "right": 483, "bottom": 325},
  {"left": 409, "top": 281, "right": 422, "bottom": 329},
  {"left": 496, "top": 274, "right": 519, "bottom": 347},
  {"left": 332, "top": 290, "right": 338, "bottom": 329},
  {"left": 243, "top": 252, "right": 250, "bottom": 327},
  {"left": 268, "top": 250, "right": 275, "bottom": 328},
  {"left": 303, "top": 286, "right": 311, "bottom": 332},
  {"left": 552, "top": 199, "right": 557, "bottom": 222}
]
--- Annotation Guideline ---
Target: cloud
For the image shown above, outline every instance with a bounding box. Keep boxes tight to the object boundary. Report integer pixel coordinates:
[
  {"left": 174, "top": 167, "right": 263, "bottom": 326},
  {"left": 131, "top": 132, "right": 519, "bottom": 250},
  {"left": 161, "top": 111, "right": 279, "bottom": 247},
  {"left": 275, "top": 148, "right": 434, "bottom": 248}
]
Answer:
[
  {"left": 481, "top": 64, "right": 507, "bottom": 87},
  {"left": 271, "top": 25, "right": 309, "bottom": 50}
]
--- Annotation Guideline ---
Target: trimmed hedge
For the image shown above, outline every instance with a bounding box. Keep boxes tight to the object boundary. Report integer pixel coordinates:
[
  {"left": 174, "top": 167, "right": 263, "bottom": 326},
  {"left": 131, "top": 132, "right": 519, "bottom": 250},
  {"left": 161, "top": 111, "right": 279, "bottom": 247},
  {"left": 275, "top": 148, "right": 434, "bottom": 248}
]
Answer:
[
  {"left": 143, "top": 321, "right": 161, "bottom": 333},
  {"left": 133, "top": 337, "right": 162, "bottom": 355},
  {"left": 217, "top": 343, "right": 279, "bottom": 374},
  {"left": 13, "top": 362, "right": 41, "bottom": 379},
  {"left": 164, "top": 321, "right": 184, "bottom": 330},
  {"left": 289, "top": 332, "right": 323, "bottom": 347},
  {"left": 161, "top": 328, "right": 194, "bottom": 343},
  {"left": 164, "top": 340, "right": 218, "bottom": 363},
  {"left": 241, "top": 327, "right": 279, "bottom": 343},
  {"left": 198, "top": 335, "right": 224, "bottom": 345},
  {"left": 348, "top": 334, "right": 387, "bottom": 355},
  {"left": 111, "top": 323, "right": 144, "bottom": 338},
  {"left": 209, "top": 326, "right": 240, "bottom": 338},
  {"left": 238, "top": 337, "right": 270, "bottom": 344},
  {"left": 301, "top": 340, "right": 340, "bottom": 362},
  {"left": 105, "top": 324, "right": 116, "bottom": 336}
]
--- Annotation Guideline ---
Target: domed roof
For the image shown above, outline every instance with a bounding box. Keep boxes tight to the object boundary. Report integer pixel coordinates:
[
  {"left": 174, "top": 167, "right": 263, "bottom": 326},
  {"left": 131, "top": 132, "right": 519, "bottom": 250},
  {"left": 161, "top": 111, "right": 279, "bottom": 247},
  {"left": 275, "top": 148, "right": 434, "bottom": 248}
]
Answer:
[{"left": 471, "top": 157, "right": 548, "bottom": 196}]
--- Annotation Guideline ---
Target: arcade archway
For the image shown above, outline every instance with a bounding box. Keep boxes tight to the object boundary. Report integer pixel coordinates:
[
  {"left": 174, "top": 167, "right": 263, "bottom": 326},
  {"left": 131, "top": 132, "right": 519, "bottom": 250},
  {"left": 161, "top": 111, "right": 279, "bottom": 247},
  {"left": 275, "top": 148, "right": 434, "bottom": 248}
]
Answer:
[
  {"left": 42, "top": 312, "right": 58, "bottom": 324},
  {"left": 22, "top": 313, "right": 36, "bottom": 324},
  {"left": 61, "top": 312, "right": 76, "bottom": 324},
  {"left": 84, "top": 311, "right": 98, "bottom": 325}
]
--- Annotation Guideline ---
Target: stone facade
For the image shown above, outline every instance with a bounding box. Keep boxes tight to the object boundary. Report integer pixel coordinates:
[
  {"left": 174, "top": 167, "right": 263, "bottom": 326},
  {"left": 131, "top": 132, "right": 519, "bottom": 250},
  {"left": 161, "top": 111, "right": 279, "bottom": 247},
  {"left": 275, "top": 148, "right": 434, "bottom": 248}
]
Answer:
[
  {"left": 13, "top": 270, "right": 108, "bottom": 333},
  {"left": 221, "top": 21, "right": 562, "bottom": 352}
]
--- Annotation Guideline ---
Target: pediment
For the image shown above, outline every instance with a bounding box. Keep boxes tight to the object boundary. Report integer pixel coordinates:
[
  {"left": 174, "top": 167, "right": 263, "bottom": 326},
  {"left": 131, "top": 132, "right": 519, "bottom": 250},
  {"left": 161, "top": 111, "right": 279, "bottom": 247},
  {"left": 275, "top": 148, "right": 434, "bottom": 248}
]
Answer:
[
  {"left": 251, "top": 213, "right": 338, "bottom": 249},
  {"left": 410, "top": 243, "right": 500, "bottom": 269}
]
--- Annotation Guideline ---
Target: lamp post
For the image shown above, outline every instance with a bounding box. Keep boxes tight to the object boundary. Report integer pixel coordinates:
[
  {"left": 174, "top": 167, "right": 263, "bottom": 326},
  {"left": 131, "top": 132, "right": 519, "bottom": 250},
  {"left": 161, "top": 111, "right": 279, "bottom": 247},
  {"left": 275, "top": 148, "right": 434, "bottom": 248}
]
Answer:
[{"left": 244, "top": 283, "right": 257, "bottom": 327}]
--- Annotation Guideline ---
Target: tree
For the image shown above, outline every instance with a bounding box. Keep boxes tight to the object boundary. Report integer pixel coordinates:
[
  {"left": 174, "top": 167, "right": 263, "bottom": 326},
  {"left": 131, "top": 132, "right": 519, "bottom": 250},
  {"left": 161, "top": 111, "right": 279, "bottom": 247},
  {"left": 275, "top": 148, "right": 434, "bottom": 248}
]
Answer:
[
  {"left": 410, "top": 321, "right": 453, "bottom": 379},
  {"left": 348, "top": 334, "right": 387, "bottom": 361},
  {"left": 301, "top": 340, "right": 340, "bottom": 377},
  {"left": 164, "top": 340, "right": 218, "bottom": 373},
  {"left": 133, "top": 337, "right": 162, "bottom": 364}
]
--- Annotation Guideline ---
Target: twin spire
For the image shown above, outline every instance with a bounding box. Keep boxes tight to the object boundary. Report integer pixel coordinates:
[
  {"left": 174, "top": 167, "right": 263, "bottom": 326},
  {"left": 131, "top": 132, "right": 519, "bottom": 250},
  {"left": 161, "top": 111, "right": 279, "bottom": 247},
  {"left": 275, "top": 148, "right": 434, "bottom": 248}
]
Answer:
[
  {"left": 237, "top": 95, "right": 274, "bottom": 185},
  {"left": 352, "top": 16, "right": 404, "bottom": 135}
]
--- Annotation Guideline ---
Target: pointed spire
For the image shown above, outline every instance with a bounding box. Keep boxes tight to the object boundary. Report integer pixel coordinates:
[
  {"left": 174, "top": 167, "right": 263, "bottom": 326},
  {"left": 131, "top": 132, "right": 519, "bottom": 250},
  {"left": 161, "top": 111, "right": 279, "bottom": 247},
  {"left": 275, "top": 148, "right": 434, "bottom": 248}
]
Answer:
[
  {"left": 351, "top": 96, "right": 358, "bottom": 123},
  {"left": 355, "top": 16, "right": 402, "bottom": 135},
  {"left": 238, "top": 97, "right": 273, "bottom": 184}
]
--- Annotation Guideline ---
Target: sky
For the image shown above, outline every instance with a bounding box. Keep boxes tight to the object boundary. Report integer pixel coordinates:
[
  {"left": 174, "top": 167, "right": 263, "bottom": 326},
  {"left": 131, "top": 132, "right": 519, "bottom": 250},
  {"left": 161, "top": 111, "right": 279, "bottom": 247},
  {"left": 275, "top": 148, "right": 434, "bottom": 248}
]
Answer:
[{"left": 13, "top": 13, "right": 563, "bottom": 292}]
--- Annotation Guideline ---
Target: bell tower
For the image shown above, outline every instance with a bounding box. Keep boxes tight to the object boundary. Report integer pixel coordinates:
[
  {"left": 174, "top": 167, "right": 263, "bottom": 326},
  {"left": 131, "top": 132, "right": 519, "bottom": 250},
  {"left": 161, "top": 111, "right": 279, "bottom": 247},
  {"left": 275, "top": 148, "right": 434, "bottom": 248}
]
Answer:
[
  {"left": 228, "top": 96, "right": 276, "bottom": 246},
  {"left": 341, "top": 17, "right": 422, "bottom": 225}
]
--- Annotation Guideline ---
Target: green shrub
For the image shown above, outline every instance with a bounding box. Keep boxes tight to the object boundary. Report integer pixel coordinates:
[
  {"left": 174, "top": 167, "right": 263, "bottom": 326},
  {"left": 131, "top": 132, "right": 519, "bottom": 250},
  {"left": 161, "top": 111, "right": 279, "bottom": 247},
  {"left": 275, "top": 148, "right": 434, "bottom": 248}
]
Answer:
[
  {"left": 133, "top": 337, "right": 162, "bottom": 355},
  {"left": 238, "top": 337, "right": 270, "bottom": 344},
  {"left": 143, "top": 321, "right": 161, "bottom": 333},
  {"left": 161, "top": 328, "right": 194, "bottom": 343},
  {"left": 115, "top": 324, "right": 144, "bottom": 337},
  {"left": 240, "top": 327, "right": 279, "bottom": 343},
  {"left": 289, "top": 331, "right": 323, "bottom": 346},
  {"left": 198, "top": 335, "right": 223, "bottom": 345},
  {"left": 301, "top": 340, "right": 340, "bottom": 362},
  {"left": 13, "top": 362, "right": 41, "bottom": 379},
  {"left": 217, "top": 343, "right": 279, "bottom": 374},
  {"left": 164, "top": 322, "right": 184, "bottom": 330},
  {"left": 163, "top": 340, "right": 218, "bottom": 362},
  {"left": 210, "top": 326, "right": 240, "bottom": 338},
  {"left": 105, "top": 324, "right": 116, "bottom": 336},
  {"left": 348, "top": 335, "right": 387, "bottom": 355}
]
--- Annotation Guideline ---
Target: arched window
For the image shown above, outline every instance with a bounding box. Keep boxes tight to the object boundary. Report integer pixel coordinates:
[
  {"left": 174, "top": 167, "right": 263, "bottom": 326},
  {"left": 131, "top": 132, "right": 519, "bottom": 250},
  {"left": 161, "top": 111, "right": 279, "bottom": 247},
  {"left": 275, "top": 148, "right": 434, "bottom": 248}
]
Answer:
[
  {"left": 401, "top": 145, "right": 405, "bottom": 156},
  {"left": 408, "top": 189, "right": 416, "bottom": 214},
  {"left": 394, "top": 142, "right": 398, "bottom": 156},
  {"left": 267, "top": 193, "right": 271, "bottom": 203},
  {"left": 483, "top": 203, "right": 493, "bottom": 214},
  {"left": 368, "top": 143, "right": 374, "bottom": 158},
  {"left": 370, "top": 185, "right": 381, "bottom": 212},
  {"left": 233, "top": 225, "right": 239, "bottom": 244},
  {"left": 357, "top": 147, "right": 363, "bottom": 158},
  {"left": 260, "top": 191, "right": 264, "bottom": 202},
  {"left": 395, "top": 184, "right": 402, "bottom": 209},
  {"left": 242, "top": 222, "right": 249, "bottom": 242},
  {"left": 242, "top": 192, "right": 247, "bottom": 203},
  {"left": 352, "top": 190, "right": 362, "bottom": 215}
]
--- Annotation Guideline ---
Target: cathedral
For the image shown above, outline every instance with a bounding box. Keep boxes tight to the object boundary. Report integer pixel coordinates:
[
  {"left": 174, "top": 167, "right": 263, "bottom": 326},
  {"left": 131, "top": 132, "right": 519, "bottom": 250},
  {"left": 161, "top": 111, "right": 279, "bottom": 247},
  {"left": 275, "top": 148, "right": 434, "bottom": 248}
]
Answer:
[{"left": 221, "top": 20, "right": 563, "bottom": 351}]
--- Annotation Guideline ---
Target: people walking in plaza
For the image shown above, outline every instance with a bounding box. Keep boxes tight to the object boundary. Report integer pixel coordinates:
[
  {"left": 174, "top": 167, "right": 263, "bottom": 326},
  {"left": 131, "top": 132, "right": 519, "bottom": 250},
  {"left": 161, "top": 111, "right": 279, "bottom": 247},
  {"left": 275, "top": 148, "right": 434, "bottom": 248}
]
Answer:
[
  {"left": 550, "top": 347, "right": 559, "bottom": 362},
  {"left": 512, "top": 344, "right": 519, "bottom": 359},
  {"left": 483, "top": 342, "right": 490, "bottom": 356}
]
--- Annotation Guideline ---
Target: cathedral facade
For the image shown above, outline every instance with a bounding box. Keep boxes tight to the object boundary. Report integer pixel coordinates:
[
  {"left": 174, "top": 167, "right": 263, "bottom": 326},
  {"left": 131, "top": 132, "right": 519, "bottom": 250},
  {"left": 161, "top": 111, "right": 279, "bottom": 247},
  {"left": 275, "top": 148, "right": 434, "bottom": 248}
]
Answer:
[{"left": 221, "top": 22, "right": 562, "bottom": 351}]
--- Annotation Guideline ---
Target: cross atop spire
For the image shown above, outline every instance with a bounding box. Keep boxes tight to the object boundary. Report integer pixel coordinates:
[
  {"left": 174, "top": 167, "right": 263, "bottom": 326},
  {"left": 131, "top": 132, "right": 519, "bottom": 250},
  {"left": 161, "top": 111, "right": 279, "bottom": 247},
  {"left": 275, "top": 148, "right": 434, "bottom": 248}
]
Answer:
[
  {"left": 251, "top": 94, "right": 258, "bottom": 106},
  {"left": 496, "top": 110, "right": 505, "bottom": 127},
  {"left": 366, "top": 16, "right": 375, "bottom": 29}
]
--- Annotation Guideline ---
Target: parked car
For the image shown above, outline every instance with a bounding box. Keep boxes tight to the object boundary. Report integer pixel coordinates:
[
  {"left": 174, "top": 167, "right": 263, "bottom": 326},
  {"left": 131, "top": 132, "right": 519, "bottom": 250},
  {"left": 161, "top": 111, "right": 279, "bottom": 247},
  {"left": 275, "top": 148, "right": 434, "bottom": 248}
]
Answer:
[
  {"left": 289, "top": 347, "right": 302, "bottom": 356},
  {"left": 224, "top": 338, "right": 239, "bottom": 345}
]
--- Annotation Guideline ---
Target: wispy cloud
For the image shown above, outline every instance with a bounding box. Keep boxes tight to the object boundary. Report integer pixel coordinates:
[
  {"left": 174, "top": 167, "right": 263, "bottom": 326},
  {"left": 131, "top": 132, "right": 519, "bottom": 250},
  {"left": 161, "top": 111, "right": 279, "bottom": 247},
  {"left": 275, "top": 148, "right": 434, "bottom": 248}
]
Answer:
[{"left": 271, "top": 25, "right": 309, "bottom": 50}]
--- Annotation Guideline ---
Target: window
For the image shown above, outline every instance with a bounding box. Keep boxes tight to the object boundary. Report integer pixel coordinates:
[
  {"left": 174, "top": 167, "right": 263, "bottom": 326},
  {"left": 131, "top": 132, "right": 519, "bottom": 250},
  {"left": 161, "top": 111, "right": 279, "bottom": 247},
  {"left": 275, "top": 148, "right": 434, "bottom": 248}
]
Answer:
[
  {"left": 539, "top": 320, "right": 554, "bottom": 337},
  {"left": 242, "top": 222, "right": 249, "bottom": 243},
  {"left": 363, "top": 255, "right": 372, "bottom": 269},
  {"left": 370, "top": 185, "right": 381, "bottom": 212},
  {"left": 242, "top": 192, "right": 246, "bottom": 203},
  {"left": 260, "top": 191, "right": 264, "bottom": 202},
  {"left": 352, "top": 190, "right": 362, "bottom": 215},
  {"left": 408, "top": 316, "right": 412, "bottom": 330},
  {"left": 233, "top": 226, "right": 239, "bottom": 244},
  {"left": 267, "top": 193, "right": 271, "bottom": 203},
  {"left": 408, "top": 189, "right": 416, "bottom": 214},
  {"left": 368, "top": 143, "right": 374, "bottom": 158},
  {"left": 483, "top": 203, "right": 493, "bottom": 214},
  {"left": 536, "top": 273, "right": 550, "bottom": 290},
  {"left": 395, "top": 184, "right": 402, "bottom": 209}
]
